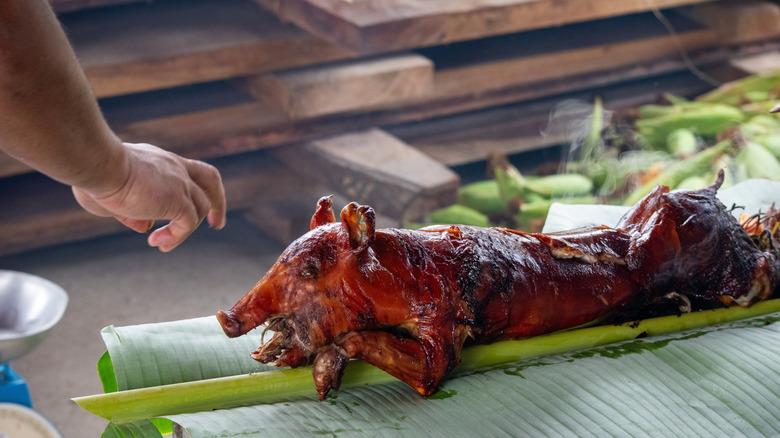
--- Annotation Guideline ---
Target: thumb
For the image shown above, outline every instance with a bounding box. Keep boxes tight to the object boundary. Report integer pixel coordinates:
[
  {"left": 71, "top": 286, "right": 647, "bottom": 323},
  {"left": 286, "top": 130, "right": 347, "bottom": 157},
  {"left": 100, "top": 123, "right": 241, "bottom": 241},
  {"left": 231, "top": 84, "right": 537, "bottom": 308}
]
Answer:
[{"left": 116, "top": 217, "right": 155, "bottom": 234}]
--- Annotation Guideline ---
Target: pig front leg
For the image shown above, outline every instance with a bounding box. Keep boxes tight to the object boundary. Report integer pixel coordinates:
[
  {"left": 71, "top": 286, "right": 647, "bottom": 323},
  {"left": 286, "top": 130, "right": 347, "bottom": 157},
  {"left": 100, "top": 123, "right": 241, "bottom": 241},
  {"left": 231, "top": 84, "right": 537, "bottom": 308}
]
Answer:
[{"left": 313, "top": 325, "right": 470, "bottom": 400}]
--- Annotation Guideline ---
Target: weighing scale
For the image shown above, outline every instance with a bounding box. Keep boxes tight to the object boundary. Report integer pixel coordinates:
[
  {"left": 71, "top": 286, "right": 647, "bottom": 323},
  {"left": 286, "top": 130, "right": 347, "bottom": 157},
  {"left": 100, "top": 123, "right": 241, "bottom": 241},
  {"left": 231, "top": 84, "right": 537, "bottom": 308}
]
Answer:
[{"left": 0, "top": 270, "right": 68, "bottom": 438}]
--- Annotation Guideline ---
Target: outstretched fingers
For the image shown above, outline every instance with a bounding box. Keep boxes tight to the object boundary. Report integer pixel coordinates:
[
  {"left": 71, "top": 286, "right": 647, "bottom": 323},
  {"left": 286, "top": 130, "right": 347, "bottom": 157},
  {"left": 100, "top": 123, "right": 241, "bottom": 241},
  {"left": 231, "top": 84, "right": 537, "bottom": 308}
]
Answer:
[
  {"left": 187, "top": 158, "right": 226, "bottom": 230},
  {"left": 147, "top": 183, "right": 211, "bottom": 252}
]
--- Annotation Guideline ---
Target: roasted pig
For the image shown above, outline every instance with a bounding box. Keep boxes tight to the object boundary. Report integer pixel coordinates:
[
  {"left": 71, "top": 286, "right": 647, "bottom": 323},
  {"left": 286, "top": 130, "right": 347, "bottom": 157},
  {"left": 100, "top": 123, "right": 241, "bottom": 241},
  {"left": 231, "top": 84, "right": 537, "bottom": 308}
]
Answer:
[{"left": 218, "top": 171, "right": 779, "bottom": 399}]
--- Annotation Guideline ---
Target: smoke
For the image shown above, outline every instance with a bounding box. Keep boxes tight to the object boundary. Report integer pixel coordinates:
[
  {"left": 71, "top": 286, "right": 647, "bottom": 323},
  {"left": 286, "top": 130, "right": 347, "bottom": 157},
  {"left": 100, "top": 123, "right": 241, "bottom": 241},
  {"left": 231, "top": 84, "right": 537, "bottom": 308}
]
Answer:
[{"left": 540, "top": 99, "right": 614, "bottom": 171}]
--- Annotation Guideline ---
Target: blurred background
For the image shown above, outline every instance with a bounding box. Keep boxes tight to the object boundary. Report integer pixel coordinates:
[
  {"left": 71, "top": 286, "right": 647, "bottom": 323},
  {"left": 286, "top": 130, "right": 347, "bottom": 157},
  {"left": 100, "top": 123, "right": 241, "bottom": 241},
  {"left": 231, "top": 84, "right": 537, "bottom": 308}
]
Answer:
[{"left": 2, "top": 0, "right": 780, "bottom": 435}]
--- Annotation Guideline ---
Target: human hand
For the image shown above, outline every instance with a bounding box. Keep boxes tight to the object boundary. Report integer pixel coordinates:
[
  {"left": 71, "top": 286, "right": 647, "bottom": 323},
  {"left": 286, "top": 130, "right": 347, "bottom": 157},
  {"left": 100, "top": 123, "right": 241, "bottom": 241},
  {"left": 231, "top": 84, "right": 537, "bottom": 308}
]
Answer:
[{"left": 72, "top": 142, "right": 227, "bottom": 252}]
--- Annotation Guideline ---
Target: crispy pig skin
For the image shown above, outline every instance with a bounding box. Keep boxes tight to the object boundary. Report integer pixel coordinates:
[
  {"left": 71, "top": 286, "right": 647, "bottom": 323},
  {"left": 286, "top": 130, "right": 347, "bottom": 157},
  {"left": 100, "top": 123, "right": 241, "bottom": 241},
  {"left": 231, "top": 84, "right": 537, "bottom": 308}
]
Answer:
[{"left": 217, "top": 172, "right": 778, "bottom": 399}]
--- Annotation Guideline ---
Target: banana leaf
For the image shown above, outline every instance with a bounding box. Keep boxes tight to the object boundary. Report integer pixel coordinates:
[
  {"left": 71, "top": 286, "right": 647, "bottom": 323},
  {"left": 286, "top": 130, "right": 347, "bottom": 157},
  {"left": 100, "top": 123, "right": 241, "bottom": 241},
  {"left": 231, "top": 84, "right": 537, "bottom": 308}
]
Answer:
[{"left": 75, "top": 179, "right": 780, "bottom": 437}]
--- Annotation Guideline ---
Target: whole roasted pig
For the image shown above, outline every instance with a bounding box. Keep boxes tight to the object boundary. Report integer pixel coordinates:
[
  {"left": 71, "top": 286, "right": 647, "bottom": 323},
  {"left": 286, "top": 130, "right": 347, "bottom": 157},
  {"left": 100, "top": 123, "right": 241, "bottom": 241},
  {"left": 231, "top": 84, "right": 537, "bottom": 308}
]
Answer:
[{"left": 217, "top": 171, "right": 779, "bottom": 399}]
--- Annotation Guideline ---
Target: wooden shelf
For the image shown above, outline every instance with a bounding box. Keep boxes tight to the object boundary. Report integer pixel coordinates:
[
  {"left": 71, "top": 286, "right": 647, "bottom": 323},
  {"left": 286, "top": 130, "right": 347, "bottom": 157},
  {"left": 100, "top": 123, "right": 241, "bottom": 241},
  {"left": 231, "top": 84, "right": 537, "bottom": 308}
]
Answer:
[{"left": 253, "top": 0, "right": 719, "bottom": 54}]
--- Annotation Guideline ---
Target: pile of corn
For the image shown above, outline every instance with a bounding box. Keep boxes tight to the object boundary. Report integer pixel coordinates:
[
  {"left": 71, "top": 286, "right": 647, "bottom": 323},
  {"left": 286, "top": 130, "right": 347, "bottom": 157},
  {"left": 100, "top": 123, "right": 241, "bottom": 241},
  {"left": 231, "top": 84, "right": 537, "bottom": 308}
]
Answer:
[{"left": 422, "top": 72, "right": 780, "bottom": 232}]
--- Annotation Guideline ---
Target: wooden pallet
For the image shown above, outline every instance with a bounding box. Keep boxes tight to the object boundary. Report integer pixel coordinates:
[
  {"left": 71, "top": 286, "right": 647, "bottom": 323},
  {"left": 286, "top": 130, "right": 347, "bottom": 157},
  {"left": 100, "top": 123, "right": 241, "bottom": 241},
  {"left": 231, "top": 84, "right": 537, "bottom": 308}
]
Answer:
[
  {"left": 0, "top": 6, "right": 762, "bottom": 180},
  {"left": 253, "top": 0, "right": 721, "bottom": 54}
]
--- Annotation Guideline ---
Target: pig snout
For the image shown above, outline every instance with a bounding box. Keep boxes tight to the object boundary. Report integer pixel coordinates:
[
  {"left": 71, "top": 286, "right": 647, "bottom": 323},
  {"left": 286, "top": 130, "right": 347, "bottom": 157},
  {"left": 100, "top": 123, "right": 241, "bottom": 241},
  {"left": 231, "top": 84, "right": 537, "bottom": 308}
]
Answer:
[{"left": 216, "top": 310, "right": 246, "bottom": 338}]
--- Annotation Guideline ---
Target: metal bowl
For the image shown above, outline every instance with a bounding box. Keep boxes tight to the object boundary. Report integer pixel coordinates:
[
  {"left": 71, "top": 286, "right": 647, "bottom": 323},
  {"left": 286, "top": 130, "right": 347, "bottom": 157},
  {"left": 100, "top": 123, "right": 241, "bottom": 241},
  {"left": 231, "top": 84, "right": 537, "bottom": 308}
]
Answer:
[{"left": 0, "top": 270, "right": 68, "bottom": 364}]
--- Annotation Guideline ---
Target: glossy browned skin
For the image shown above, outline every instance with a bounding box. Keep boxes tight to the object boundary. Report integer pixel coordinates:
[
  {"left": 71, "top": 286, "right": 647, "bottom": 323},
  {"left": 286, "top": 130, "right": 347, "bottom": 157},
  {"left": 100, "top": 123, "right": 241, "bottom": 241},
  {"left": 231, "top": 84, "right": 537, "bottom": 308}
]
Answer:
[{"left": 217, "top": 172, "right": 778, "bottom": 399}]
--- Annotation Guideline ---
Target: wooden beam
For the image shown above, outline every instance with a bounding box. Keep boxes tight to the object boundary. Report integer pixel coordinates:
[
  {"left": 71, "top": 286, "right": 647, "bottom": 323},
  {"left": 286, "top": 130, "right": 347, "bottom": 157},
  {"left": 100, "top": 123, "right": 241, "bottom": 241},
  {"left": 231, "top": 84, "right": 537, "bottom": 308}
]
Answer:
[
  {"left": 240, "top": 53, "right": 433, "bottom": 118},
  {"left": 254, "top": 0, "right": 718, "bottom": 54},
  {"left": 424, "top": 12, "right": 718, "bottom": 103},
  {"left": 271, "top": 129, "right": 460, "bottom": 221},
  {"left": 682, "top": 1, "right": 780, "bottom": 44},
  {"left": 63, "top": 0, "right": 354, "bottom": 98},
  {"left": 729, "top": 51, "right": 780, "bottom": 75}
]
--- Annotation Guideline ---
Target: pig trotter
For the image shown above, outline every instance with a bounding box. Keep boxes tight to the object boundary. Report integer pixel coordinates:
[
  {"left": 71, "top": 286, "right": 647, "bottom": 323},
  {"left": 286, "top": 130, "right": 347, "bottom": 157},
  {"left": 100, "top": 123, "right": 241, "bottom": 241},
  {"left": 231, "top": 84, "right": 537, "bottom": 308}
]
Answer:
[{"left": 312, "top": 345, "right": 349, "bottom": 400}]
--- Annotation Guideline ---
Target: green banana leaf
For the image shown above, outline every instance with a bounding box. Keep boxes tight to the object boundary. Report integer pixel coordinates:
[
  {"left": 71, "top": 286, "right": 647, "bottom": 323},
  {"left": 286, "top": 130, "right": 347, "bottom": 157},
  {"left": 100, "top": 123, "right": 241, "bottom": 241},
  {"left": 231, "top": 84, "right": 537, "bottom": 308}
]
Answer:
[{"left": 76, "top": 179, "right": 780, "bottom": 437}]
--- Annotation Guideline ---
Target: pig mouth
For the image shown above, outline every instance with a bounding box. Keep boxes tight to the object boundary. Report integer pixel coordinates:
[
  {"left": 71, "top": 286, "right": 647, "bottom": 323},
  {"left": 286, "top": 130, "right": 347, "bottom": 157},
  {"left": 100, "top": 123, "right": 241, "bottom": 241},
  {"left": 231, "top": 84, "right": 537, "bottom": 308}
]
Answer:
[{"left": 251, "top": 316, "right": 320, "bottom": 368}]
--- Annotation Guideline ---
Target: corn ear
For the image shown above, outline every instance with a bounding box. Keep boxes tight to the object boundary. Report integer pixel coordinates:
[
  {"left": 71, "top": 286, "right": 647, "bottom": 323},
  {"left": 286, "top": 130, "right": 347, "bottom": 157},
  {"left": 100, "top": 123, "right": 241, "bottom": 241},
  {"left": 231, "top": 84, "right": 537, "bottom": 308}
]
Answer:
[
  {"left": 637, "top": 108, "right": 741, "bottom": 148},
  {"left": 756, "top": 134, "right": 780, "bottom": 159},
  {"left": 622, "top": 139, "right": 734, "bottom": 205},
  {"left": 635, "top": 104, "right": 744, "bottom": 149},
  {"left": 526, "top": 173, "right": 594, "bottom": 198},
  {"left": 457, "top": 180, "right": 506, "bottom": 215},
  {"left": 516, "top": 196, "right": 597, "bottom": 230},
  {"left": 638, "top": 104, "right": 684, "bottom": 119},
  {"left": 748, "top": 114, "right": 780, "bottom": 129},
  {"left": 583, "top": 96, "right": 603, "bottom": 160},
  {"left": 429, "top": 204, "right": 492, "bottom": 227},
  {"left": 666, "top": 128, "right": 698, "bottom": 158},
  {"left": 737, "top": 141, "right": 780, "bottom": 181},
  {"left": 696, "top": 72, "right": 780, "bottom": 105},
  {"left": 662, "top": 93, "right": 690, "bottom": 105},
  {"left": 675, "top": 174, "right": 713, "bottom": 190},
  {"left": 490, "top": 153, "right": 526, "bottom": 203}
]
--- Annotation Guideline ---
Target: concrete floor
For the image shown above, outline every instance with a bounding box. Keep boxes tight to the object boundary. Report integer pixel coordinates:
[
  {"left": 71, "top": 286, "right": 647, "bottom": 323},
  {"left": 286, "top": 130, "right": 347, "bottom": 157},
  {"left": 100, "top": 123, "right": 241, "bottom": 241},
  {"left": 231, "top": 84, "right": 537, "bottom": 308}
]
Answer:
[{"left": 1, "top": 213, "right": 286, "bottom": 437}]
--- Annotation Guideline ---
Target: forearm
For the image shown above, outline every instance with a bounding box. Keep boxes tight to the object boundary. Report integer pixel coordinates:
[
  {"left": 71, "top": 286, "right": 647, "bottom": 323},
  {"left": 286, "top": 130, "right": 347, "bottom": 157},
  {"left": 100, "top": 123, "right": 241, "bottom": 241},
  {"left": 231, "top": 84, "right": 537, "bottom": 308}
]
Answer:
[{"left": 0, "top": 0, "right": 127, "bottom": 191}]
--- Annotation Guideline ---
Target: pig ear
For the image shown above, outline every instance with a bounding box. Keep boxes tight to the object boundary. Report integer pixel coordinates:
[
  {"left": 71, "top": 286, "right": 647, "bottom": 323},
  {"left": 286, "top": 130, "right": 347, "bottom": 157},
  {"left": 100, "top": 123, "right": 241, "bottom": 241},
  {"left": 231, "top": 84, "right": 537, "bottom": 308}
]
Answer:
[
  {"left": 310, "top": 196, "right": 337, "bottom": 230},
  {"left": 340, "top": 202, "right": 376, "bottom": 254}
]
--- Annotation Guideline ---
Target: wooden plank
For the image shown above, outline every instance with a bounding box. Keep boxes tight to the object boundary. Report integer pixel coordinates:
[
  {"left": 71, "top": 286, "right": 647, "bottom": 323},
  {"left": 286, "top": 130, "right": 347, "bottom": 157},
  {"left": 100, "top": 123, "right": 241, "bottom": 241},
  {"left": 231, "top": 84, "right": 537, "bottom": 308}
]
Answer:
[
  {"left": 254, "top": 0, "right": 717, "bottom": 54},
  {"left": 106, "top": 35, "right": 765, "bottom": 164},
  {"left": 729, "top": 51, "right": 780, "bottom": 75},
  {"left": 62, "top": 0, "right": 354, "bottom": 98},
  {"left": 271, "top": 129, "right": 460, "bottom": 221},
  {"left": 241, "top": 53, "right": 433, "bottom": 118},
  {"left": 4, "top": 18, "right": 766, "bottom": 180},
  {"left": 682, "top": 1, "right": 780, "bottom": 44},
  {"left": 422, "top": 11, "right": 719, "bottom": 103}
]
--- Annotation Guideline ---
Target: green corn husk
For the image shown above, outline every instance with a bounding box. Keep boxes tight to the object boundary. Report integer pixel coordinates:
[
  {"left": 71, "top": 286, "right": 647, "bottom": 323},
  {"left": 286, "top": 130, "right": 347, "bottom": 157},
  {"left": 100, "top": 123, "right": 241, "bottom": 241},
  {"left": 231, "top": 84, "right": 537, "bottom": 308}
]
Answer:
[
  {"left": 739, "top": 122, "right": 773, "bottom": 138},
  {"left": 515, "top": 196, "right": 597, "bottom": 230},
  {"left": 638, "top": 104, "right": 684, "bottom": 120},
  {"left": 525, "top": 173, "right": 594, "bottom": 198},
  {"left": 756, "top": 134, "right": 780, "bottom": 159},
  {"left": 456, "top": 180, "right": 506, "bottom": 215},
  {"left": 737, "top": 141, "right": 780, "bottom": 181},
  {"left": 490, "top": 154, "right": 526, "bottom": 203},
  {"left": 741, "top": 101, "right": 780, "bottom": 118},
  {"left": 429, "top": 204, "right": 492, "bottom": 227},
  {"left": 582, "top": 95, "right": 603, "bottom": 161},
  {"left": 622, "top": 139, "right": 734, "bottom": 205},
  {"left": 635, "top": 103, "right": 745, "bottom": 149},
  {"left": 675, "top": 174, "right": 714, "bottom": 190},
  {"left": 666, "top": 128, "right": 698, "bottom": 158},
  {"left": 662, "top": 92, "right": 690, "bottom": 105},
  {"left": 696, "top": 71, "right": 780, "bottom": 105}
]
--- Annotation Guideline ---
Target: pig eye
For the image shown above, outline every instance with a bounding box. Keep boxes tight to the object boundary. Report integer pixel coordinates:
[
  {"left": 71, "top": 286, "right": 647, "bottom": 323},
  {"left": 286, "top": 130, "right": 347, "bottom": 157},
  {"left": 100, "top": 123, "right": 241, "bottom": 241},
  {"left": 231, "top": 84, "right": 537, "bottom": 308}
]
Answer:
[{"left": 300, "top": 260, "right": 319, "bottom": 279}]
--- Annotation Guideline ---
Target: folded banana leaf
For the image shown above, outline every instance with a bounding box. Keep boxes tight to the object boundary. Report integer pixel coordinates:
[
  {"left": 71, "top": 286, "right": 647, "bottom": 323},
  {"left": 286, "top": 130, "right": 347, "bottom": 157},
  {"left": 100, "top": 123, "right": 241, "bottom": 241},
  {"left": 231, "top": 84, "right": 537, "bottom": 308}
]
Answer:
[{"left": 74, "top": 179, "right": 780, "bottom": 438}]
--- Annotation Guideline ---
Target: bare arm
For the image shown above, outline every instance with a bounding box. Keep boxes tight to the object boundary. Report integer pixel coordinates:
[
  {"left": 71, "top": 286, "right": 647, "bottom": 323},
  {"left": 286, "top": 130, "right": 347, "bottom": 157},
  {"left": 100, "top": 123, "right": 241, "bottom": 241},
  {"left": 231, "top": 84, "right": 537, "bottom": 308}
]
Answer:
[{"left": 0, "top": 0, "right": 226, "bottom": 251}]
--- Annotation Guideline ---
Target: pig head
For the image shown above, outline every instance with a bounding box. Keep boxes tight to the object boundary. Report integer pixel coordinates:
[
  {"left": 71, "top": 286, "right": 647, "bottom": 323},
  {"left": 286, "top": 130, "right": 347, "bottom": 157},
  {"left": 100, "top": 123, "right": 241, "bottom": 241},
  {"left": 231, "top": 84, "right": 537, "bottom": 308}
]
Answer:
[{"left": 217, "top": 196, "right": 468, "bottom": 399}]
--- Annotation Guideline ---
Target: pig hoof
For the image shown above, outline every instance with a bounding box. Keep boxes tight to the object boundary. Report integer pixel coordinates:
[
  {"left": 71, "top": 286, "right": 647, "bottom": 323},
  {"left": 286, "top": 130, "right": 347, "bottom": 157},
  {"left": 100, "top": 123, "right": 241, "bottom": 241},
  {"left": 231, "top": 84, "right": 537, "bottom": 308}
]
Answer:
[{"left": 313, "top": 345, "right": 349, "bottom": 400}]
